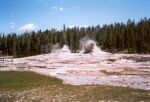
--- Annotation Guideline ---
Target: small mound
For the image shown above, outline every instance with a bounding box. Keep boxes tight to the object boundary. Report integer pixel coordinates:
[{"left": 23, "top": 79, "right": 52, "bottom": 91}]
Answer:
[
  {"left": 60, "top": 45, "right": 71, "bottom": 53},
  {"left": 57, "top": 45, "right": 74, "bottom": 59}
]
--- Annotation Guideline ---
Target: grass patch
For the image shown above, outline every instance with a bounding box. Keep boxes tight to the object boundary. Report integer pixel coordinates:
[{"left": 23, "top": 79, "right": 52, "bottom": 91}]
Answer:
[
  {"left": 0, "top": 71, "right": 149, "bottom": 102},
  {"left": 0, "top": 71, "right": 62, "bottom": 90}
]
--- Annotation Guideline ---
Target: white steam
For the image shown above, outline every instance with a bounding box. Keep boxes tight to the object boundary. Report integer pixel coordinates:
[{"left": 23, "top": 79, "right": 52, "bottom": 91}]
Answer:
[
  {"left": 79, "top": 37, "right": 108, "bottom": 56},
  {"left": 50, "top": 37, "right": 109, "bottom": 57},
  {"left": 51, "top": 43, "right": 61, "bottom": 53}
]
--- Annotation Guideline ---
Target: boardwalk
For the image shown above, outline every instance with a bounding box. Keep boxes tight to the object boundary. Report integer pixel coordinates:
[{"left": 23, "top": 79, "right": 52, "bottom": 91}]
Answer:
[{"left": 0, "top": 56, "right": 13, "bottom": 67}]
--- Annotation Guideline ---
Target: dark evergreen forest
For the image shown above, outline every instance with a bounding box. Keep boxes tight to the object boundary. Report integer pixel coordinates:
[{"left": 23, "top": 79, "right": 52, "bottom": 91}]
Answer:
[{"left": 0, "top": 18, "right": 150, "bottom": 57}]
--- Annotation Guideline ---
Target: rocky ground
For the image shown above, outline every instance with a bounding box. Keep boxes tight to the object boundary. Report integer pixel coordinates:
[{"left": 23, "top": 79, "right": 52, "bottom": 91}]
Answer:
[
  {"left": 1, "top": 45, "right": 150, "bottom": 90},
  {"left": 11, "top": 50, "right": 150, "bottom": 90}
]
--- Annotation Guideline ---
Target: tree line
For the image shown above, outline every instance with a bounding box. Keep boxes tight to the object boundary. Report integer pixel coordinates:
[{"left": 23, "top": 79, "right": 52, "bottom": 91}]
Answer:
[{"left": 0, "top": 18, "right": 150, "bottom": 57}]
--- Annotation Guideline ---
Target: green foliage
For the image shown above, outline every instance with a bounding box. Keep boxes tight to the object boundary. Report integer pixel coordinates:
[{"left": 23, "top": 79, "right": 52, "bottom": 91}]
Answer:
[{"left": 0, "top": 18, "right": 150, "bottom": 57}]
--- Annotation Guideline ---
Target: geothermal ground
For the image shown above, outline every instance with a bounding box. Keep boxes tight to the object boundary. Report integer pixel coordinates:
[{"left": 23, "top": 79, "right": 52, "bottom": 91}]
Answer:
[{"left": 1, "top": 45, "right": 150, "bottom": 90}]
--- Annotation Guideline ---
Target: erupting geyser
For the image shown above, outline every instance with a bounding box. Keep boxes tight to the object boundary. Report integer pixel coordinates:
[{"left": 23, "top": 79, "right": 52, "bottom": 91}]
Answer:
[{"left": 80, "top": 37, "right": 109, "bottom": 56}]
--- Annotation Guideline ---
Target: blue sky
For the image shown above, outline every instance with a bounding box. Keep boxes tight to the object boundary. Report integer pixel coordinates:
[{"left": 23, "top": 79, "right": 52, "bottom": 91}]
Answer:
[{"left": 0, "top": 0, "right": 150, "bottom": 33}]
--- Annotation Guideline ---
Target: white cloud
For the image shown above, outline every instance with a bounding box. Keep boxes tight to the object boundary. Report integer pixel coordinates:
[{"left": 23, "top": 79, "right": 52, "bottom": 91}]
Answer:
[
  {"left": 51, "top": 6, "right": 64, "bottom": 12},
  {"left": 71, "top": 6, "right": 80, "bottom": 10},
  {"left": 59, "top": 7, "right": 64, "bottom": 12},
  {"left": 69, "top": 24, "right": 87, "bottom": 28},
  {"left": 10, "top": 22, "right": 14, "bottom": 25},
  {"left": 19, "top": 23, "right": 37, "bottom": 31},
  {"left": 10, "top": 22, "right": 15, "bottom": 28},
  {"left": 51, "top": 6, "right": 58, "bottom": 9}
]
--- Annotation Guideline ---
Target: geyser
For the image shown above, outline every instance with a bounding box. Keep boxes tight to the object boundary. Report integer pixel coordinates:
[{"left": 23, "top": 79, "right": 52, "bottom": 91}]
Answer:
[
  {"left": 80, "top": 37, "right": 95, "bottom": 54},
  {"left": 57, "top": 45, "right": 74, "bottom": 59},
  {"left": 60, "top": 45, "right": 71, "bottom": 53},
  {"left": 80, "top": 37, "right": 108, "bottom": 55}
]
